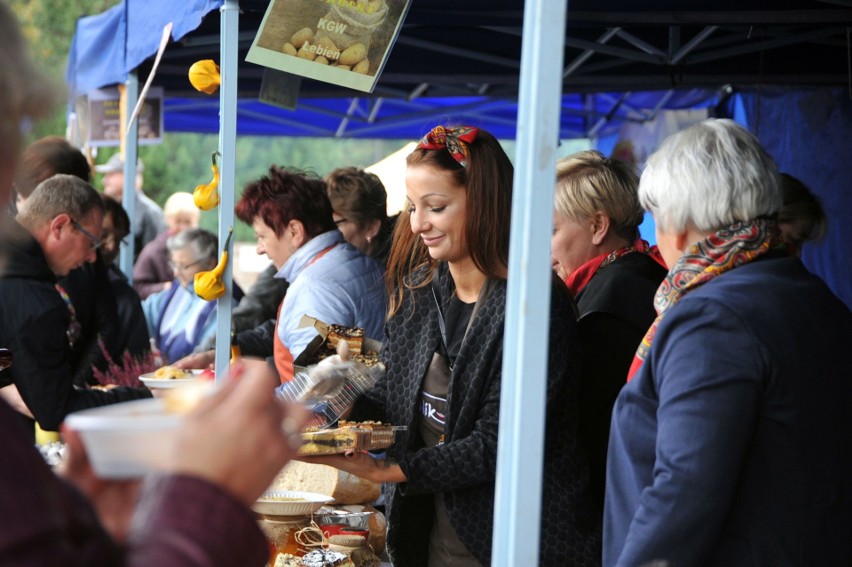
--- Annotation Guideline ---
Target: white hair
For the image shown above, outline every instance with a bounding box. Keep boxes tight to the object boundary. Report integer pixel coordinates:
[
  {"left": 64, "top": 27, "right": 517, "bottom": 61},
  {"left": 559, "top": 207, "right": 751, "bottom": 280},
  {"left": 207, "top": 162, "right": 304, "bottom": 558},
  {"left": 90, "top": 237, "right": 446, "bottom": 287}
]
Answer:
[
  {"left": 167, "top": 227, "right": 217, "bottom": 261},
  {"left": 638, "top": 119, "right": 782, "bottom": 233},
  {"left": 164, "top": 191, "right": 200, "bottom": 217}
]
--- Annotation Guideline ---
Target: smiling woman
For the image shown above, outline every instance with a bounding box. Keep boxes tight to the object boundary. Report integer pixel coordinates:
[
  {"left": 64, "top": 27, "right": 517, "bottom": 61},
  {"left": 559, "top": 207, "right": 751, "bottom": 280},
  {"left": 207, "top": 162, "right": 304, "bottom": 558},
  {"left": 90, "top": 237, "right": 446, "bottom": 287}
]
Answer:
[{"left": 306, "top": 125, "right": 601, "bottom": 567}]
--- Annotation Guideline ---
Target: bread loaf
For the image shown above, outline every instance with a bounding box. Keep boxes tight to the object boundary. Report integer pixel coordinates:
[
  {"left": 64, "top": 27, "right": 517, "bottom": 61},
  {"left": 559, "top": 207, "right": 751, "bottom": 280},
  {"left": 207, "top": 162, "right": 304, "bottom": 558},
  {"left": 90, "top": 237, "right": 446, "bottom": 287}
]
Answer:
[
  {"left": 363, "top": 504, "right": 387, "bottom": 555},
  {"left": 269, "top": 461, "right": 380, "bottom": 504}
]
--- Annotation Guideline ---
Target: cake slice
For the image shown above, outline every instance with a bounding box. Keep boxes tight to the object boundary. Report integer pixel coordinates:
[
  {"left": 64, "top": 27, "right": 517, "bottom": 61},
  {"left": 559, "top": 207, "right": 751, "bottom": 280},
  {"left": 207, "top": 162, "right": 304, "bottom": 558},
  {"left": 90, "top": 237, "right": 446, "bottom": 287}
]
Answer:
[
  {"left": 325, "top": 325, "right": 364, "bottom": 356},
  {"left": 297, "top": 427, "right": 368, "bottom": 456},
  {"left": 299, "top": 549, "right": 355, "bottom": 567}
]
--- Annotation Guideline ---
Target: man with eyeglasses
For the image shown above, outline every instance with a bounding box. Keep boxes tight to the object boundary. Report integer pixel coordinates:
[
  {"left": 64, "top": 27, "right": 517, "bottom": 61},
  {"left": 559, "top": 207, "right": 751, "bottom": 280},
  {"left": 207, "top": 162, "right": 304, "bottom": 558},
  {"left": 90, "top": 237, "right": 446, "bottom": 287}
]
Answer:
[{"left": 0, "top": 174, "right": 150, "bottom": 442}]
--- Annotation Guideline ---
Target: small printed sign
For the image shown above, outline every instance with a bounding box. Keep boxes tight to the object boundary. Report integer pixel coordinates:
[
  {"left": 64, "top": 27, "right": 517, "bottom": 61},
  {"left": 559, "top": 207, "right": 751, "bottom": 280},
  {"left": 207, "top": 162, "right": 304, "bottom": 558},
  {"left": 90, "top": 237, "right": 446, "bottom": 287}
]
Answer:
[
  {"left": 246, "top": 0, "right": 412, "bottom": 93},
  {"left": 88, "top": 87, "right": 164, "bottom": 147}
]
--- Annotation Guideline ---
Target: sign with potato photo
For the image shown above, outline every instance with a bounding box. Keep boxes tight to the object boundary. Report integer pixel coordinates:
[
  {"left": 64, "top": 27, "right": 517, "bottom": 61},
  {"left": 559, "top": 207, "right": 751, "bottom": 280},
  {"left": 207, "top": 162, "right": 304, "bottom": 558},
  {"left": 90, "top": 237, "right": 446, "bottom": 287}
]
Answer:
[{"left": 246, "top": 0, "right": 412, "bottom": 93}]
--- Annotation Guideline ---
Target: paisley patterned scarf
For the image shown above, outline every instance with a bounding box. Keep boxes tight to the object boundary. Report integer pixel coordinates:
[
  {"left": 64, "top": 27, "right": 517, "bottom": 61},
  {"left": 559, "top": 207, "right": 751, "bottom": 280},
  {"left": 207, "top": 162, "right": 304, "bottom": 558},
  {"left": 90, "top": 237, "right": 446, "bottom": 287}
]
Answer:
[
  {"left": 627, "top": 218, "right": 785, "bottom": 381},
  {"left": 564, "top": 238, "right": 667, "bottom": 297},
  {"left": 417, "top": 125, "right": 479, "bottom": 168}
]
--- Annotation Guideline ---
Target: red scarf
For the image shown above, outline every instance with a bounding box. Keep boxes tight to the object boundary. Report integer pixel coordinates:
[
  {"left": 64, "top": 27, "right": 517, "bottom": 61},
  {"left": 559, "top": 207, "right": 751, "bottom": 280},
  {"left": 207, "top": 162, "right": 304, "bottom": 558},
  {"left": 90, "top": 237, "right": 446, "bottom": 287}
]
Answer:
[
  {"left": 626, "top": 219, "right": 784, "bottom": 381},
  {"left": 563, "top": 238, "right": 666, "bottom": 297}
]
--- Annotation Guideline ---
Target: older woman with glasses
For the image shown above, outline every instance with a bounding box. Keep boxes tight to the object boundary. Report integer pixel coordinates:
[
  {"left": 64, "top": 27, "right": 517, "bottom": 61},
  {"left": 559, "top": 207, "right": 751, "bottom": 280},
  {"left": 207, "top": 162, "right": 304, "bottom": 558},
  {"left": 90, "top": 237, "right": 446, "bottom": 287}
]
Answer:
[
  {"left": 142, "top": 227, "right": 243, "bottom": 363},
  {"left": 325, "top": 166, "right": 395, "bottom": 267}
]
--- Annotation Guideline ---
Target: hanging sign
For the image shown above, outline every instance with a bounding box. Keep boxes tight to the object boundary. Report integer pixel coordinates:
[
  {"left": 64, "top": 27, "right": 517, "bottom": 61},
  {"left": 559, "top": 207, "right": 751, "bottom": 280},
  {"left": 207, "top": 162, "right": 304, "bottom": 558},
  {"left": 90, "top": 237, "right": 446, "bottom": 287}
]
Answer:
[
  {"left": 87, "top": 87, "right": 164, "bottom": 147},
  {"left": 259, "top": 68, "right": 302, "bottom": 110},
  {"left": 246, "top": 0, "right": 412, "bottom": 93}
]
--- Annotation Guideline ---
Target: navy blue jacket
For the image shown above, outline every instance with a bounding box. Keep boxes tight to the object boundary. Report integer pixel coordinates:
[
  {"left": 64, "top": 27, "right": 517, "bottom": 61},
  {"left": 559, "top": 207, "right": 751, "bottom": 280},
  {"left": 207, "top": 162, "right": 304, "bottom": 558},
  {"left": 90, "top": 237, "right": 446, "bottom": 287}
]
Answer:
[{"left": 605, "top": 255, "right": 852, "bottom": 566}]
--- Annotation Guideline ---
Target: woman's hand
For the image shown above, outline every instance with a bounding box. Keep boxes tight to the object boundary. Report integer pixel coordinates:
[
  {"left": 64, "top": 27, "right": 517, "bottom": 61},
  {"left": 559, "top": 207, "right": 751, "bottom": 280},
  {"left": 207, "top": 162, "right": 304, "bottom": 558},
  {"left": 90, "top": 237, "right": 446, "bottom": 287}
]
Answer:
[
  {"left": 172, "top": 350, "right": 214, "bottom": 370},
  {"left": 298, "top": 451, "right": 407, "bottom": 484},
  {"left": 239, "top": 357, "right": 281, "bottom": 389},
  {"left": 167, "top": 366, "right": 307, "bottom": 505},
  {"left": 59, "top": 427, "right": 141, "bottom": 543}
]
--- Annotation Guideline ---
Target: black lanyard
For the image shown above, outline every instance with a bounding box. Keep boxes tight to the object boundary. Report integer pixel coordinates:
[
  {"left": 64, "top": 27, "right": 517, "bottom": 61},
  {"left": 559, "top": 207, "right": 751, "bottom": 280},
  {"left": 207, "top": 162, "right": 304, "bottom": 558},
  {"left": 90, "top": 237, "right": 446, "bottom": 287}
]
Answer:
[{"left": 430, "top": 270, "right": 493, "bottom": 369}]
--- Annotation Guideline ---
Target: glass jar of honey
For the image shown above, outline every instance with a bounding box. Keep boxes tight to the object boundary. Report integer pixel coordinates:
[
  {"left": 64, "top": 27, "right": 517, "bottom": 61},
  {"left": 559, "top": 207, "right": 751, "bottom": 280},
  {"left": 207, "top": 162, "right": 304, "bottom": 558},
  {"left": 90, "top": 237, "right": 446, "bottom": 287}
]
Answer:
[{"left": 257, "top": 514, "right": 310, "bottom": 566}]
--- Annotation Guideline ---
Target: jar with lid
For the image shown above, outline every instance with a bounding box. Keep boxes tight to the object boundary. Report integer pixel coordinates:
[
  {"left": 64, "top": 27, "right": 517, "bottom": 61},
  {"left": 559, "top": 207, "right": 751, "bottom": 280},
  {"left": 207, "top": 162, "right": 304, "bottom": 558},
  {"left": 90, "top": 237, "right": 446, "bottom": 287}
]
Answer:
[{"left": 257, "top": 514, "right": 310, "bottom": 566}]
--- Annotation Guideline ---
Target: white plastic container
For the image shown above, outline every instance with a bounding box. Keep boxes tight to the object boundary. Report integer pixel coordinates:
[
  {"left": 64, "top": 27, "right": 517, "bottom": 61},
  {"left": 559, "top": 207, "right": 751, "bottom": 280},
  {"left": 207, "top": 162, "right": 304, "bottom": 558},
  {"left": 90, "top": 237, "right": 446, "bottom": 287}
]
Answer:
[{"left": 64, "top": 398, "right": 181, "bottom": 479}]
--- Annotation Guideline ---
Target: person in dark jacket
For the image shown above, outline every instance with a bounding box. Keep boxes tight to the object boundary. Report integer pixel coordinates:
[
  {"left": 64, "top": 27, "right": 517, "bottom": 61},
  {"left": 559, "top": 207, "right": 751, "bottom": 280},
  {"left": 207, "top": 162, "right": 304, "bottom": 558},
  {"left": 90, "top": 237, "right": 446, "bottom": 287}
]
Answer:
[
  {"left": 13, "top": 135, "right": 123, "bottom": 387},
  {"left": 100, "top": 195, "right": 150, "bottom": 360},
  {"left": 231, "top": 263, "right": 288, "bottom": 332},
  {"left": 0, "top": 174, "right": 150, "bottom": 440},
  {"left": 12, "top": 136, "right": 91, "bottom": 212},
  {"left": 302, "top": 126, "right": 601, "bottom": 566},
  {"left": 550, "top": 150, "right": 667, "bottom": 509},
  {"left": 777, "top": 172, "right": 828, "bottom": 256},
  {"left": 605, "top": 119, "right": 852, "bottom": 566}
]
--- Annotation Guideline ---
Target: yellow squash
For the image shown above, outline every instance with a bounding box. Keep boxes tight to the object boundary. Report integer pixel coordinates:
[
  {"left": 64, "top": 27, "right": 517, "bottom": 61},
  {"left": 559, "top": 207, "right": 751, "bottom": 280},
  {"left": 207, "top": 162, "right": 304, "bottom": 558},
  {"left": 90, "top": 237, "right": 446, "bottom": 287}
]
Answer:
[
  {"left": 193, "top": 151, "right": 220, "bottom": 210},
  {"left": 188, "top": 59, "right": 221, "bottom": 94},
  {"left": 194, "top": 227, "right": 233, "bottom": 301}
]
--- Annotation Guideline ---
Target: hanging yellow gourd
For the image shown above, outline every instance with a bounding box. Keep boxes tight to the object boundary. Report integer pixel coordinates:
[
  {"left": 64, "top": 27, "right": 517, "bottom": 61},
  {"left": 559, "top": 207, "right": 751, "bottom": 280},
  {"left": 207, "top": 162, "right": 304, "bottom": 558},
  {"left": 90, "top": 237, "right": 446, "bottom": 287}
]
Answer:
[
  {"left": 194, "top": 227, "right": 233, "bottom": 301},
  {"left": 188, "top": 59, "right": 221, "bottom": 94},
  {"left": 194, "top": 151, "right": 220, "bottom": 210}
]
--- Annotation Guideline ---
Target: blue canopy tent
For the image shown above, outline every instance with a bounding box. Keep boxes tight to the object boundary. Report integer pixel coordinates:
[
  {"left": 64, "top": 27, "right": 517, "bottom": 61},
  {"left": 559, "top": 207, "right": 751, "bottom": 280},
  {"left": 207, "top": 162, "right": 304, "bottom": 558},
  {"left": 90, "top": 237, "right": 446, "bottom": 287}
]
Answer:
[
  {"left": 158, "top": 91, "right": 719, "bottom": 139},
  {"left": 65, "top": 1, "right": 852, "bottom": 562},
  {"left": 65, "top": 2, "right": 723, "bottom": 141}
]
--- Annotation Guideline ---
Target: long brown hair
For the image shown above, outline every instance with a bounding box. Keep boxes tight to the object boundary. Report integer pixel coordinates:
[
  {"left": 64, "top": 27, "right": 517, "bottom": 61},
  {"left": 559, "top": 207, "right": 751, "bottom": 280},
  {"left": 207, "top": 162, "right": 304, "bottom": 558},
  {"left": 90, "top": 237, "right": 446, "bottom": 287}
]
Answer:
[{"left": 385, "top": 126, "right": 514, "bottom": 317}]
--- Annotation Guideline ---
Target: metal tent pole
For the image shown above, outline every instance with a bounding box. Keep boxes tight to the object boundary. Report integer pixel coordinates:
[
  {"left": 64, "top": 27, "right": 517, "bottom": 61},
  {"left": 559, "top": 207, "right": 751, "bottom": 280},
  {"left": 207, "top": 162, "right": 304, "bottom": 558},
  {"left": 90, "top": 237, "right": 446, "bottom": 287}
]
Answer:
[
  {"left": 492, "top": 0, "right": 567, "bottom": 565},
  {"left": 214, "top": 0, "right": 239, "bottom": 382},
  {"left": 119, "top": 71, "right": 139, "bottom": 280}
]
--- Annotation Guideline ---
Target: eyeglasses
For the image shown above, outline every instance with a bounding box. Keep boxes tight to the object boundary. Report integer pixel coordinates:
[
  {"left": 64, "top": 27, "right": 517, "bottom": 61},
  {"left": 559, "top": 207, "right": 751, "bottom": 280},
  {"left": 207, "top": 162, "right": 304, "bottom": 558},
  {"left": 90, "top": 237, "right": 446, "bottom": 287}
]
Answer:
[
  {"left": 70, "top": 219, "right": 102, "bottom": 250},
  {"left": 168, "top": 259, "right": 202, "bottom": 272},
  {"left": 101, "top": 232, "right": 129, "bottom": 248}
]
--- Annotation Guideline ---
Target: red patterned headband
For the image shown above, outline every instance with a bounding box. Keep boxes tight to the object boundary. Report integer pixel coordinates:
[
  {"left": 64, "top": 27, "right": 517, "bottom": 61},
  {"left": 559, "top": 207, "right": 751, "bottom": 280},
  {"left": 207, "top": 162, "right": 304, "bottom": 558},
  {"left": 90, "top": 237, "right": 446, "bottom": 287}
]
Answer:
[{"left": 417, "top": 125, "right": 479, "bottom": 168}]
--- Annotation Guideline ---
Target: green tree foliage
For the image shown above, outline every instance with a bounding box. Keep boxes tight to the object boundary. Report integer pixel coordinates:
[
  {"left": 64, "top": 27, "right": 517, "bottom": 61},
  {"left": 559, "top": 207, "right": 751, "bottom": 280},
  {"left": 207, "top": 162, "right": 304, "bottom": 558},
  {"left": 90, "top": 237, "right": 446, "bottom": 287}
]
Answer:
[{"left": 9, "top": 0, "right": 118, "bottom": 139}]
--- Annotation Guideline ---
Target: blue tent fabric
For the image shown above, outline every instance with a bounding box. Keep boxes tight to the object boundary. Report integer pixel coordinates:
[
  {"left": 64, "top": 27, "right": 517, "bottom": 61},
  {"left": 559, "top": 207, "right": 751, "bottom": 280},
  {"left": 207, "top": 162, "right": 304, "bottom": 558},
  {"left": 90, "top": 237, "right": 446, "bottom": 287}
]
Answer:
[
  {"left": 736, "top": 88, "right": 852, "bottom": 308},
  {"left": 66, "top": 5, "right": 127, "bottom": 99},
  {"left": 127, "top": 0, "right": 223, "bottom": 71},
  {"left": 65, "top": 1, "right": 720, "bottom": 140},
  {"left": 162, "top": 91, "right": 718, "bottom": 140},
  {"left": 67, "top": 0, "right": 222, "bottom": 99}
]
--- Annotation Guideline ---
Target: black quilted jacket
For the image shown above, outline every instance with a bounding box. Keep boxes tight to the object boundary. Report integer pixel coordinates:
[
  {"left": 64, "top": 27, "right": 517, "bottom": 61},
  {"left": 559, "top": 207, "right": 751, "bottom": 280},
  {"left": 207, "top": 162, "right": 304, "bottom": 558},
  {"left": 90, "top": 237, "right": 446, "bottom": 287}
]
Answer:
[{"left": 351, "top": 263, "right": 602, "bottom": 566}]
